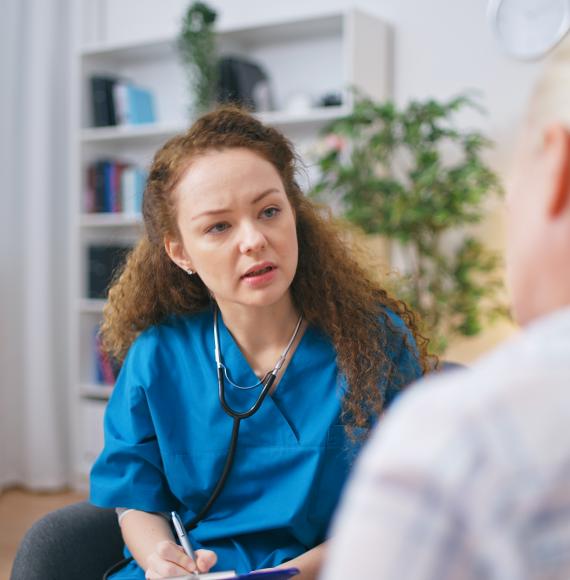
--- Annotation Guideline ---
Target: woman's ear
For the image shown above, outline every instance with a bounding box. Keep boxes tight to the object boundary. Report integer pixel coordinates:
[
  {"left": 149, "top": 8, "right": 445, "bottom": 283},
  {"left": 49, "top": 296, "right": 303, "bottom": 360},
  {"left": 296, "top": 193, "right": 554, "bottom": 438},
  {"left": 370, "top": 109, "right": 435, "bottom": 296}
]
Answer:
[
  {"left": 543, "top": 124, "right": 570, "bottom": 218},
  {"left": 164, "top": 236, "right": 193, "bottom": 273}
]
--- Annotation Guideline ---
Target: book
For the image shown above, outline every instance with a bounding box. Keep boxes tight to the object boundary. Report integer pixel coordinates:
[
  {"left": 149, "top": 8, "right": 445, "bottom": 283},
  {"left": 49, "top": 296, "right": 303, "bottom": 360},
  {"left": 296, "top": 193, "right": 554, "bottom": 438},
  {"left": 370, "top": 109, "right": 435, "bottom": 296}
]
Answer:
[
  {"left": 103, "top": 161, "right": 114, "bottom": 213},
  {"left": 85, "top": 160, "right": 145, "bottom": 215},
  {"left": 112, "top": 162, "right": 128, "bottom": 213},
  {"left": 121, "top": 166, "right": 146, "bottom": 215},
  {"left": 164, "top": 568, "right": 299, "bottom": 579},
  {"left": 87, "top": 244, "right": 131, "bottom": 299},
  {"left": 90, "top": 76, "right": 117, "bottom": 127},
  {"left": 85, "top": 164, "right": 97, "bottom": 213},
  {"left": 93, "top": 160, "right": 110, "bottom": 213},
  {"left": 114, "top": 81, "right": 156, "bottom": 125}
]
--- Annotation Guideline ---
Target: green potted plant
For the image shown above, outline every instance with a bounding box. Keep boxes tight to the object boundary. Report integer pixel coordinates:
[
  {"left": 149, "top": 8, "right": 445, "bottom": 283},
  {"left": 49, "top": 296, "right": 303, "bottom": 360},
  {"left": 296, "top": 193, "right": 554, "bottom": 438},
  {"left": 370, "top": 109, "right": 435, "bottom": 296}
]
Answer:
[
  {"left": 178, "top": 1, "right": 218, "bottom": 115},
  {"left": 311, "top": 93, "right": 507, "bottom": 353}
]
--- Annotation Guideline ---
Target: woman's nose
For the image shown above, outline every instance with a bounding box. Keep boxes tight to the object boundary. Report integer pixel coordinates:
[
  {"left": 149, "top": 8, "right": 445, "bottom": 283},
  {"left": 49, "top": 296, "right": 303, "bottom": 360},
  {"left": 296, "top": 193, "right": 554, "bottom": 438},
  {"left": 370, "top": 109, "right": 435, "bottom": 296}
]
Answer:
[{"left": 238, "top": 222, "right": 267, "bottom": 254}]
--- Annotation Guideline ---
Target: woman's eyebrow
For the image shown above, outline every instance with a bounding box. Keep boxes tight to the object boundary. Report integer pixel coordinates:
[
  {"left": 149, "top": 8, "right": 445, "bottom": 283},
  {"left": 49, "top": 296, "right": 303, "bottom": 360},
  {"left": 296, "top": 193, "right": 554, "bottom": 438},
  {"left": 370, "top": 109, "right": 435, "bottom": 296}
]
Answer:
[
  {"left": 191, "top": 207, "right": 231, "bottom": 220},
  {"left": 251, "top": 188, "right": 280, "bottom": 204},
  {"left": 191, "top": 188, "right": 281, "bottom": 221}
]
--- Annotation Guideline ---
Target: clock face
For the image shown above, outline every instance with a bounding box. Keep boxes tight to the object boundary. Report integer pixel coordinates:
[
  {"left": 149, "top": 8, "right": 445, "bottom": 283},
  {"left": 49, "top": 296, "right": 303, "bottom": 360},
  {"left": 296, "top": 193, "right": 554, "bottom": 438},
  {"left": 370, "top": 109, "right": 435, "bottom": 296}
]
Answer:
[{"left": 489, "top": 0, "right": 570, "bottom": 60}]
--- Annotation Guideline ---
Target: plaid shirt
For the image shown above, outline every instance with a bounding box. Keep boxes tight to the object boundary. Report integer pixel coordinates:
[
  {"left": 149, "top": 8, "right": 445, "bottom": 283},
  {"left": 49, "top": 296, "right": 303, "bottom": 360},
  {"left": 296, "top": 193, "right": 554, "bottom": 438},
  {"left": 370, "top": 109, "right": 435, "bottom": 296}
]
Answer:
[{"left": 322, "top": 307, "right": 570, "bottom": 580}]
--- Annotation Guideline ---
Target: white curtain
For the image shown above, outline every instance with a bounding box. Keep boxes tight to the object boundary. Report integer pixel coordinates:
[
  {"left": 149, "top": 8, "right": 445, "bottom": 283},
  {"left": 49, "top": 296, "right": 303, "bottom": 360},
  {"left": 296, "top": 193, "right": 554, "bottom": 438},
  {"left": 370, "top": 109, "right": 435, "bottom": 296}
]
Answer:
[{"left": 0, "top": 0, "right": 71, "bottom": 490}]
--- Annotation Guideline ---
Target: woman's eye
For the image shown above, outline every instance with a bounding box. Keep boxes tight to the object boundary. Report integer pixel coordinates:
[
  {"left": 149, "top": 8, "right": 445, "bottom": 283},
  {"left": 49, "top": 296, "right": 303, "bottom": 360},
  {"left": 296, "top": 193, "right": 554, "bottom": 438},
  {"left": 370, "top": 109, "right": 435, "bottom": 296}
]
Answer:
[
  {"left": 261, "top": 207, "right": 280, "bottom": 219},
  {"left": 206, "top": 222, "right": 230, "bottom": 234}
]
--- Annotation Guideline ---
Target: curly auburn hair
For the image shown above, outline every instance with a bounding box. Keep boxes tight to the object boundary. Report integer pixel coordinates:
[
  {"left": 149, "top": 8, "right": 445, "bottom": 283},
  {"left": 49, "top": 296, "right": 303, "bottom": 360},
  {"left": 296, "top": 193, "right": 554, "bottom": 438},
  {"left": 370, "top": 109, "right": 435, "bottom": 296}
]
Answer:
[{"left": 101, "top": 105, "right": 432, "bottom": 435}]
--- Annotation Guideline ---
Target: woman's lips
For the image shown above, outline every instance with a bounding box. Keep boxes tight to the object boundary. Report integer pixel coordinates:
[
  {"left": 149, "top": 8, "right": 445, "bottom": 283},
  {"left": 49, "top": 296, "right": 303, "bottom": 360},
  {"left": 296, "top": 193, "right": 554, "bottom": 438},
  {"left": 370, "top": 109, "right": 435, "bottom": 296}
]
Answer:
[
  {"left": 243, "top": 265, "right": 274, "bottom": 277},
  {"left": 241, "top": 265, "right": 278, "bottom": 287}
]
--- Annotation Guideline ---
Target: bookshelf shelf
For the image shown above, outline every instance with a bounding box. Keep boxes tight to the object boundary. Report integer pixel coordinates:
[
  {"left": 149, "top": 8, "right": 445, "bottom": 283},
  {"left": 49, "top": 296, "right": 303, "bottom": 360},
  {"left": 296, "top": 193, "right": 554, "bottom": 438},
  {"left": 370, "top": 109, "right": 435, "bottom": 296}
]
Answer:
[
  {"left": 80, "top": 213, "right": 143, "bottom": 227},
  {"left": 81, "top": 384, "right": 114, "bottom": 400},
  {"left": 259, "top": 105, "right": 352, "bottom": 128},
  {"left": 80, "top": 122, "right": 185, "bottom": 144},
  {"left": 78, "top": 299, "right": 106, "bottom": 313},
  {"left": 81, "top": 36, "right": 174, "bottom": 61},
  {"left": 71, "top": 6, "right": 391, "bottom": 490},
  {"left": 79, "top": 12, "right": 344, "bottom": 60},
  {"left": 79, "top": 105, "right": 351, "bottom": 144}
]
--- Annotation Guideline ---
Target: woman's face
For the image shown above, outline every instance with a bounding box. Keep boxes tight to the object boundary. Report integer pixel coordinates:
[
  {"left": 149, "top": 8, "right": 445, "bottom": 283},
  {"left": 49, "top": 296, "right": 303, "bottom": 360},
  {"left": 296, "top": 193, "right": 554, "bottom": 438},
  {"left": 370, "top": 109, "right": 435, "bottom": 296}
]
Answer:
[{"left": 165, "top": 147, "right": 299, "bottom": 313}]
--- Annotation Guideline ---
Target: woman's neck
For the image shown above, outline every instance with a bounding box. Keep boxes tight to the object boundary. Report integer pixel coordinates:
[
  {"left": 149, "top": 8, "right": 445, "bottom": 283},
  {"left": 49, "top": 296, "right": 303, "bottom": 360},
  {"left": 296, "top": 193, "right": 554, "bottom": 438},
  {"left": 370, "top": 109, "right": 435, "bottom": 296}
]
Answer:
[{"left": 216, "top": 294, "right": 302, "bottom": 370}]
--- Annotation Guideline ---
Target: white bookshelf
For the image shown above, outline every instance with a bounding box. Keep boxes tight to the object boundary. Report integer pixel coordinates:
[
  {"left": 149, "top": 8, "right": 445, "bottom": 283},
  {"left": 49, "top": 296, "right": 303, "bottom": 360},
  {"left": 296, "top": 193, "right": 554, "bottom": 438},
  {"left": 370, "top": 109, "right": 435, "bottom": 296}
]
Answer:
[
  {"left": 81, "top": 384, "right": 114, "bottom": 400},
  {"left": 79, "top": 105, "right": 354, "bottom": 145},
  {"left": 79, "top": 213, "right": 142, "bottom": 227},
  {"left": 70, "top": 7, "right": 392, "bottom": 490},
  {"left": 78, "top": 298, "right": 106, "bottom": 313},
  {"left": 80, "top": 122, "right": 185, "bottom": 144}
]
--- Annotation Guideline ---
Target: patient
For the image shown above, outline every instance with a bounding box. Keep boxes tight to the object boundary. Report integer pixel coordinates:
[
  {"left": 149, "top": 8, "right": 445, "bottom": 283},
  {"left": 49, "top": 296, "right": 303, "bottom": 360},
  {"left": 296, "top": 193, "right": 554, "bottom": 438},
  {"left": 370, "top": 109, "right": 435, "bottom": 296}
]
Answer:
[{"left": 321, "top": 44, "right": 570, "bottom": 580}]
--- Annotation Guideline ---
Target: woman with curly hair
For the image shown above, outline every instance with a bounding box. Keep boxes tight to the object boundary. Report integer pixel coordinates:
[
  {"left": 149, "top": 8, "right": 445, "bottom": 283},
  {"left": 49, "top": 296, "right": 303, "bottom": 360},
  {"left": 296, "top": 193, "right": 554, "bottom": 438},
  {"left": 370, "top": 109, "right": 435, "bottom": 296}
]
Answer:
[{"left": 90, "top": 106, "right": 431, "bottom": 580}]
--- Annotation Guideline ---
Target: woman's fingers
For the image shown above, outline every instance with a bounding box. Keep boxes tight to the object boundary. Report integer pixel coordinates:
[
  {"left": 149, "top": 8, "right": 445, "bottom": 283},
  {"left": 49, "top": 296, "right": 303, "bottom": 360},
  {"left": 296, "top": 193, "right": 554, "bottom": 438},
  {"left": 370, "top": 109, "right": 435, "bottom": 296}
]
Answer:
[
  {"left": 196, "top": 548, "right": 218, "bottom": 572},
  {"left": 144, "top": 540, "right": 219, "bottom": 578},
  {"left": 146, "top": 540, "right": 198, "bottom": 577}
]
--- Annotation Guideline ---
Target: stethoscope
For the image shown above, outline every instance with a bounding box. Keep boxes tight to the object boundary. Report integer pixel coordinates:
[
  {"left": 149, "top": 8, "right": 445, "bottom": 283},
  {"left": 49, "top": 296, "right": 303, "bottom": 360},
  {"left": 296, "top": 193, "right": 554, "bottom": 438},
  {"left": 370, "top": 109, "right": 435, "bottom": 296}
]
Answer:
[
  {"left": 186, "top": 307, "right": 304, "bottom": 530},
  {"left": 214, "top": 307, "right": 304, "bottom": 418},
  {"left": 103, "top": 308, "right": 304, "bottom": 578}
]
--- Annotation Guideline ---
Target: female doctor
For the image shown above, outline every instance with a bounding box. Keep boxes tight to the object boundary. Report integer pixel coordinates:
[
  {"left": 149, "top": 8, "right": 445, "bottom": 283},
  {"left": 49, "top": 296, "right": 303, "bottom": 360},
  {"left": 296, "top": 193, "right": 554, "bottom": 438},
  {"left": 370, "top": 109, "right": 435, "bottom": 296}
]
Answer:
[{"left": 90, "top": 106, "right": 430, "bottom": 579}]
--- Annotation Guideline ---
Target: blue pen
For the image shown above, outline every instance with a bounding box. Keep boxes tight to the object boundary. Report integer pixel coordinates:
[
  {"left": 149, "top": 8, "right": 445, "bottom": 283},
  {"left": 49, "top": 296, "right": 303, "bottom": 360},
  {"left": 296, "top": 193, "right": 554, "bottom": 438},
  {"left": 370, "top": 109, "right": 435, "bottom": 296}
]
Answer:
[{"left": 171, "top": 511, "right": 199, "bottom": 575}]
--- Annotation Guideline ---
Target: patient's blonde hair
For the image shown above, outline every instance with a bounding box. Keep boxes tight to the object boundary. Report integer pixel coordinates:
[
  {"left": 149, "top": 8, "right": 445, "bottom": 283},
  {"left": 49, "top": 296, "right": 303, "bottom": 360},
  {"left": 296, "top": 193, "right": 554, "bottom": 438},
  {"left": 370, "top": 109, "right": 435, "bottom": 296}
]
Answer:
[{"left": 526, "top": 36, "right": 570, "bottom": 140}]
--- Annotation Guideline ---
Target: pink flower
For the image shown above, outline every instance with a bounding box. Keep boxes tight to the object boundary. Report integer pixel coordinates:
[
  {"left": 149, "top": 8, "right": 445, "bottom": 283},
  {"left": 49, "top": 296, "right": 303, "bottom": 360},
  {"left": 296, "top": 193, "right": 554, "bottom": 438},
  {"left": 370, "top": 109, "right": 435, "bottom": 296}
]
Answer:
[{"left": 325, "top": 134, "right": 346, "bottom": 152}]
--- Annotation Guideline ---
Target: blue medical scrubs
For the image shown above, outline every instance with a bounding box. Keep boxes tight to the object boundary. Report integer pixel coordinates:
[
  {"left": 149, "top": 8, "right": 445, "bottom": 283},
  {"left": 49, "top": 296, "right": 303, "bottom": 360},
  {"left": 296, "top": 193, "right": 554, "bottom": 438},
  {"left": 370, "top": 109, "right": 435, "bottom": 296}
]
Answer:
[{"left": 90, "top": 307, "right": 421, "bottom": 579}]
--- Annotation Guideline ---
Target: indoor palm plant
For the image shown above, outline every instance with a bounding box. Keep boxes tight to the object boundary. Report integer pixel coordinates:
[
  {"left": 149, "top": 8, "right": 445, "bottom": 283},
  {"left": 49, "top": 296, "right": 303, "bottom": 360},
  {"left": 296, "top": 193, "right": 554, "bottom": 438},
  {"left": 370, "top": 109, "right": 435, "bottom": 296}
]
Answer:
[{"left": 311, "top": 93, "right": 507, "bottom": 353}]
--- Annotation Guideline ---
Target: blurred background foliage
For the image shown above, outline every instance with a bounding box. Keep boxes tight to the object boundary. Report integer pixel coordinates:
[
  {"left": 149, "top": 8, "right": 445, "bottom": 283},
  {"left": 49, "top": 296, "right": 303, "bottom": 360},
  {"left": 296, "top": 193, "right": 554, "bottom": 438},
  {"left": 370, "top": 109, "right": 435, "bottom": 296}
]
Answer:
[
  {"left": 311, "top": 93, "right": 509, "bottom": 353},
  {"left": 178, "top": 1, "right": 218, "bottom": 115}
]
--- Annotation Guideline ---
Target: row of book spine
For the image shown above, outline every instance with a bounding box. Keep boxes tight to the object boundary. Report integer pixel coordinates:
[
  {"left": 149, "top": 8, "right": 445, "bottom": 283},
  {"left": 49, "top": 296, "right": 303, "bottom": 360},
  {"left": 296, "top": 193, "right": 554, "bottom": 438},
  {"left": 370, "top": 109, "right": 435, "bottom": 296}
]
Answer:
[
  {"left": 85, "top": 160, "right": 146, "bottom": 214},
  {"left": 91, "top": 75, "right": 156, "bottom": 127}
]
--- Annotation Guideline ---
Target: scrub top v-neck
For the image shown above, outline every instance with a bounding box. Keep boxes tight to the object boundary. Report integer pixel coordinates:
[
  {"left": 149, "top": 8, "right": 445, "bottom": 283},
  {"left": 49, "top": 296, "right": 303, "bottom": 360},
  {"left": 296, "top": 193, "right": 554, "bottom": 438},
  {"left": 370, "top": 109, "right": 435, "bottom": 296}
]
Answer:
[{"left": 90, "top": 307, "right": 421, "bottom": 578}]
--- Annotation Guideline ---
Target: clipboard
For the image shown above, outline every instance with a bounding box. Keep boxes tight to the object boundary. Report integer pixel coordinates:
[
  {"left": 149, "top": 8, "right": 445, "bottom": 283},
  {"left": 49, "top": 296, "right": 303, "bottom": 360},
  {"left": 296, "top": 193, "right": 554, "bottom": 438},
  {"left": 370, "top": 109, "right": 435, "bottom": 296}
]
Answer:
[{"left": 165, "top": 567, "right": 299, "bottom": 579}]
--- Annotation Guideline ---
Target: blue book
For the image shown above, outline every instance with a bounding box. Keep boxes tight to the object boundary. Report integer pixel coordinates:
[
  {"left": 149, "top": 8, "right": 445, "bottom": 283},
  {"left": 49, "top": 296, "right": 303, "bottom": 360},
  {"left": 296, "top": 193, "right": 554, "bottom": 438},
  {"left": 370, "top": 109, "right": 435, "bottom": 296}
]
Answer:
[
  {"left": 114, "top": 81, "right": 156, "bottom": 125},
  {"left": 134, "top": 168, "right": 147, "bottom": 213},
  {"left": 126, "top": 84, "right": 156, "bottom": 125}
]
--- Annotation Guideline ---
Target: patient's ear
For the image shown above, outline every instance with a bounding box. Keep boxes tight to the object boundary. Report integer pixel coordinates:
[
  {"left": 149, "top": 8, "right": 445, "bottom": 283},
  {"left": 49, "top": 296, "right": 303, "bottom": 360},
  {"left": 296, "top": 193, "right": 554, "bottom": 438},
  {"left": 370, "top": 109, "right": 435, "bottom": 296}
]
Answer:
[{"left": 543, "top": 123, "right": 570, "bottom": 218}]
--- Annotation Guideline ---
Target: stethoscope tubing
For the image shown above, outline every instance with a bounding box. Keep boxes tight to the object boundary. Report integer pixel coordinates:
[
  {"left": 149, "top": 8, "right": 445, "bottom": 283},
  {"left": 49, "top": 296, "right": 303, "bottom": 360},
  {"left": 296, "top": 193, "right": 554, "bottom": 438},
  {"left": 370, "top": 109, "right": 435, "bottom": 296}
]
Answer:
[
  {"left": 186, "top": 415, "right": 241, "bottom": 530},
  {"left": 217, "top": 365, "right": 276, "bottom": 419},
  {"left": 213, "top": 306, "right": 302, "bottom": 419}
]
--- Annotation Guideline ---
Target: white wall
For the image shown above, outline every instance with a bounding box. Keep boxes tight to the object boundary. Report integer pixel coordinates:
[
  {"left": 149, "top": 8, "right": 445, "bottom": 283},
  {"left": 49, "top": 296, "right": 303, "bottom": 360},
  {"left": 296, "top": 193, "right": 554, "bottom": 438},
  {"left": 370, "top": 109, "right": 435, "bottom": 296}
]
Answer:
[
  {"left": 0, "top": 0, "right": 25, "bottom": 487},
  {"left": 1, "top": 0, "right": 72, "bottom": 491},
  {"left": 85, "top": 0, "right": 546, "bottom": 359}
]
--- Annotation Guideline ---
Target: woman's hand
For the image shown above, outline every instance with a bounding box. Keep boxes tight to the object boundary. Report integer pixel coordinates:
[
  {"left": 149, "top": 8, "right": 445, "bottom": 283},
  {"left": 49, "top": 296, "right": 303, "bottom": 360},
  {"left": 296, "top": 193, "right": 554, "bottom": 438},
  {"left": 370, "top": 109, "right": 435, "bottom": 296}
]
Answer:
[
  {"left": 275, "top": 542, "right": 326, "bottom": 580},
  {"left": 119, "top": 510, "right": 217, "bottom": 578},
  {"left": 144, "top": 540, "right": 217, "bottom": 579}
]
